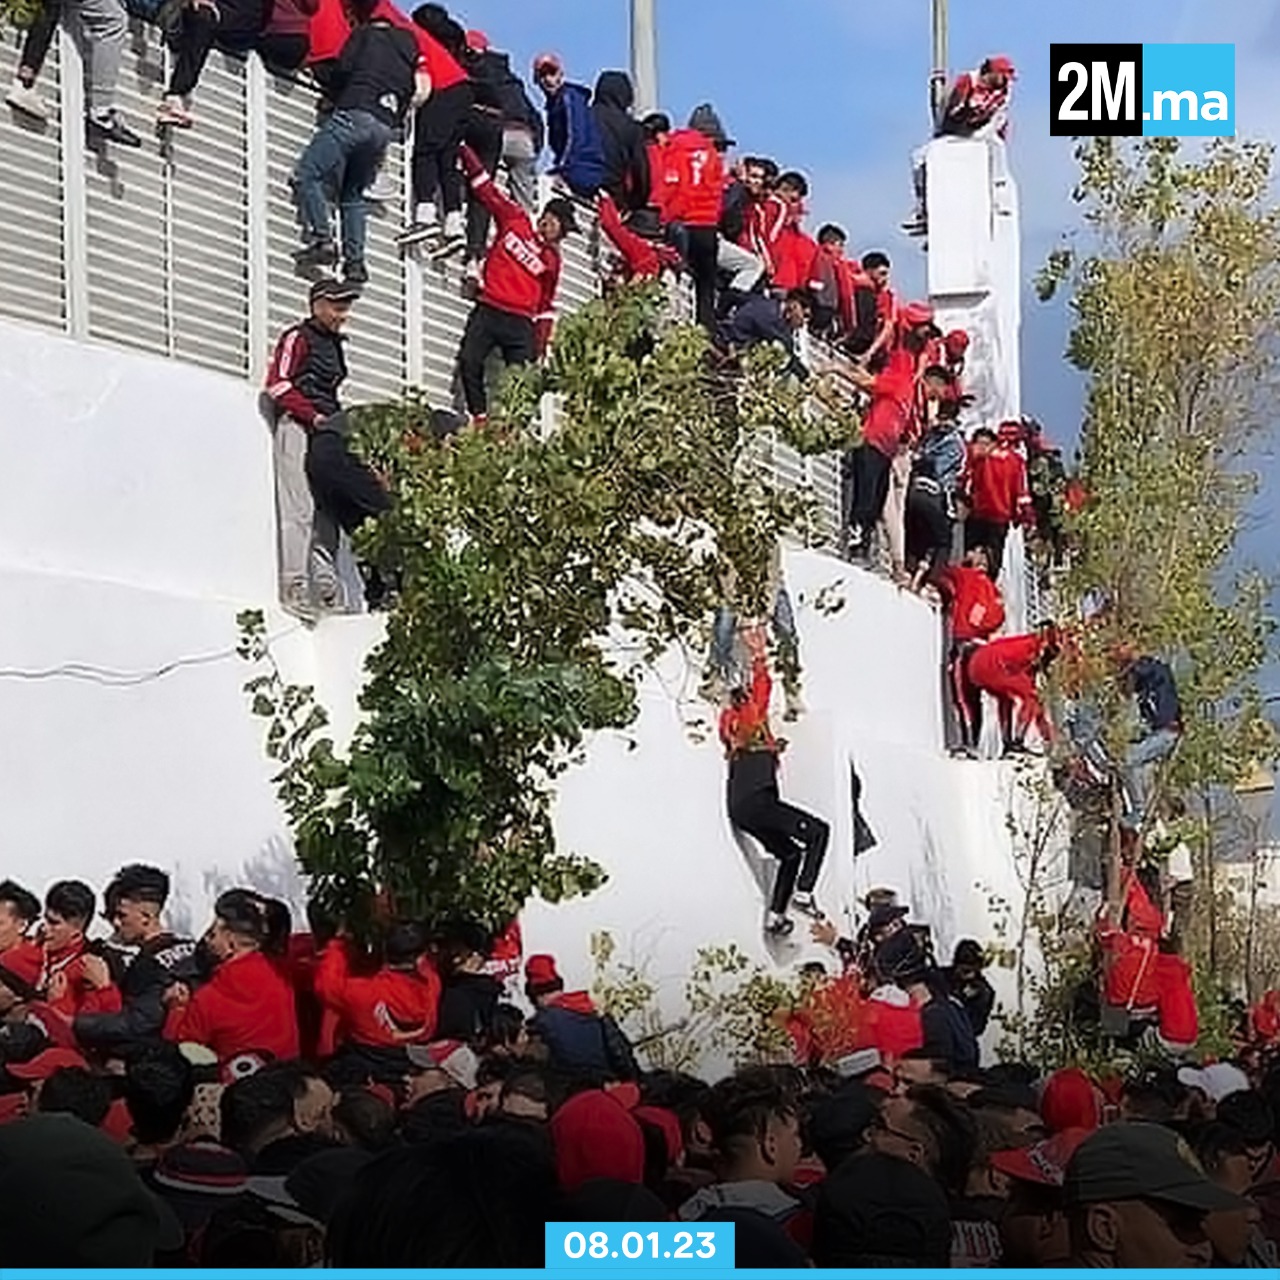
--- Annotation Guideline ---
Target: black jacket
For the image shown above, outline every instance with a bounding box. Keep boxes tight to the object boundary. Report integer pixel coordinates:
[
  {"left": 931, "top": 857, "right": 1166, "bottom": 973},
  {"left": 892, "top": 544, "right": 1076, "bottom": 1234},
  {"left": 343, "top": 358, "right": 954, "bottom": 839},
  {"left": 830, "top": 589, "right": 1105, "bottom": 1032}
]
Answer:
[
  {"left": 591, "top": 71, "right": 650, "bottom": 212},
  {"left": 530, "top": 999, "right": 640, "bottom": 1081},
  {"left": 75, "top": 933, "right": 200, "bottom": 1054},
  {"left": 1130, "top": 657, "right": 1182, "bottom": 734},
  {"left": 920, "top": 990, "right": 980, "bottom": 1071},
  {"left": 435, "top": 971, "right": 503, "bottom": 1042},
  {"left": 470, "top": 49, "right": 543, "bottom": 150},
  {"left": 943, "top": 967, "right": 996, "bottom": 1039}
]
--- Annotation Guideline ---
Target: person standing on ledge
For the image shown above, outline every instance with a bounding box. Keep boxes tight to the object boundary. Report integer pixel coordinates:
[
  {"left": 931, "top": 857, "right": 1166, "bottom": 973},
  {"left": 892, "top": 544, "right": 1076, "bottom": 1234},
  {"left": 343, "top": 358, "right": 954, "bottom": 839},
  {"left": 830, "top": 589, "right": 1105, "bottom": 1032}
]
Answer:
[{"left": 720, "top": 626, "right": 830, "bottom": 937}]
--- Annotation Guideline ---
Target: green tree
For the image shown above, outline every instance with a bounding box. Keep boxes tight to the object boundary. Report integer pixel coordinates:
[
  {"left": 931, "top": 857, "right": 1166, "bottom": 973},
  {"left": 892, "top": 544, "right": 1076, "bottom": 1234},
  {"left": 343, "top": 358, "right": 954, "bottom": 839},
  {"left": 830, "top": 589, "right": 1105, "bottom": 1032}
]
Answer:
[
  {"left": 240, "top": 284, "right": 857, "bottom": 934},
  {"left": 1038, "top": 138, "right": 1278, "bottom": 979}
]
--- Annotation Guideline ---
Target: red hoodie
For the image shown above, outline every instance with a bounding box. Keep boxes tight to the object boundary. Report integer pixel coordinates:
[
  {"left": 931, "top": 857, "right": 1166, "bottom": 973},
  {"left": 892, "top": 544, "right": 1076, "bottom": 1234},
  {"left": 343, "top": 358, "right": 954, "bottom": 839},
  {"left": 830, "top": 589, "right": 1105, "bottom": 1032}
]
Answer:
[
  {"left": 860, "top": 346, "right": 916, "bottom": 457},
  {"left": 461, "top": 144, "right": 561, "bottom": 351},
  {"left": 166, "top": 950, "right": 300, "bottom": 1062},
  {"left": 965, "top": 442, "right": 1032, "bottom": 525},
  {"left": 771, "top": 215, "right": 818, "bottom": 293},
  {"left": 937, "top": 564, "right": 1006, "bottom": 643},
  {"left": 661, "top": 129, "right": 726, "bottom": 228},
  {"left": 1096, "top": 918, "right": 1159, "bottom": 1015},
  {"left": 0, "top": 938, "right": 42, "bottom": 988},
  {"left": 858, "top": 990, "right": 924, "bottom": 1060},
  {"left": 314, "top": 939, "right": 441, "bottom": 1049}
]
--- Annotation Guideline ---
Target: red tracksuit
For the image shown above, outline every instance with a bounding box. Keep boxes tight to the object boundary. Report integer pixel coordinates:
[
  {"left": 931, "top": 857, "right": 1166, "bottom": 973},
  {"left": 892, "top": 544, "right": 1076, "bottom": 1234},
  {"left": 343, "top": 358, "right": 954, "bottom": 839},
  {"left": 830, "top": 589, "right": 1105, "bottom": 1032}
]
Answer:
[
  {"left": 770, "top": 211, "right": 817, "bottom": 293},
  {"left": 1097, "top": 921, "right": 1159, "bottom": 1017},
  {"left": 40, "top": 942, "right": 122, "bottom": 1019},
  {"left": 741, "top": 193, "right": 788, "bottom": 278},
  {"left": 661, "top": 129, "right": 725, "bottom": 227},
  {"left": 860, "top": 346, "right": 916, "bottom": 457},
  {"left": 314, "top": 939, "right": 441, "bottom": 1048},
  {"left": 165, "top": 950, "right": 300, "bottom": 1062},
  {"left": 938, "top": 565, "right": 1005, "bottom": 644},
  {"left": 965, "top": 632, "right": 1053, "bottom": 746},
  {"left": 965, "top": 444, "right": 1032, "bottom": 525},
  {"left": 1155, "top": 952, "right": 1198, "bottom": 1046},
  {"left": 598, "top": 192, "right": 681, "bottom": 280},
  {"left": 0, "top": 938, "right": 42, "bottom": 988},
  {"left": 462, "top": 145, "right": 561, "bottom": 352}
]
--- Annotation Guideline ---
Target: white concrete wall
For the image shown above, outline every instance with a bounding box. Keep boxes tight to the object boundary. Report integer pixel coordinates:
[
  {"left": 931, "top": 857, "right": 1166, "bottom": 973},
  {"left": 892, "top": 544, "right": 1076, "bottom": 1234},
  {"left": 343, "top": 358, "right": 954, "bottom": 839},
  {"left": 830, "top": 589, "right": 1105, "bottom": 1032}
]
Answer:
[{"left": 0, "top": 276, "right": 1052, "bottom": 1071}]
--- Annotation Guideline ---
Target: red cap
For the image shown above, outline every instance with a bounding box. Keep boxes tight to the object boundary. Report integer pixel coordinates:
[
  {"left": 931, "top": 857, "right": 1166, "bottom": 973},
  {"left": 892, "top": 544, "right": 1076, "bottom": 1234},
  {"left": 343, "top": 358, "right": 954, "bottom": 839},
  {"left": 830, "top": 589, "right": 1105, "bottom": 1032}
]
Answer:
[
  {"left": 944, "top": 328, "right": 970, "bottom": 356},
  {"left": 633, "top": 1105, "right": 685, "bottom": 1165},
  {"left": 532, "top": 52, "right": 562, "bottom": 76},
  {"left": 524, "top": 954, "right": 561, "bottom": 988},
  {"left": 6, "top": 1047, "right": 88, "bottom": 1081},
  {"left": 990, "top": 1128, "right": 1089, "bottom": 1187},
  {"left": 986, "top": 54, "right": 1016, "bottom": 79},
  {"left": 220, "top": 1052, "right": 270, "bottom": 1085},
  {"left": 465, "top": 29, "right": 488, "bottom": 53},
  {"left": 1041, "top": 1068, "right": 1103, "bottom": 1134},
  {"left": 550, "top": 1090, "right": 646, "bottom": 1192},
  {"left": 900, "top": 300, "right": 935, "bottom": 328}
]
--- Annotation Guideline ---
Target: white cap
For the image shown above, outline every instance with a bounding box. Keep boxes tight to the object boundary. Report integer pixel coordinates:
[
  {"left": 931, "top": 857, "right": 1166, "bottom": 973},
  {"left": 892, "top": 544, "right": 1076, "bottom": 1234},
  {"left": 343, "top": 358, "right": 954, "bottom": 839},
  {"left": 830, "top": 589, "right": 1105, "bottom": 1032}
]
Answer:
[{"left": 1177, "top": 1062, "right": 1250, "bottom": 1103}]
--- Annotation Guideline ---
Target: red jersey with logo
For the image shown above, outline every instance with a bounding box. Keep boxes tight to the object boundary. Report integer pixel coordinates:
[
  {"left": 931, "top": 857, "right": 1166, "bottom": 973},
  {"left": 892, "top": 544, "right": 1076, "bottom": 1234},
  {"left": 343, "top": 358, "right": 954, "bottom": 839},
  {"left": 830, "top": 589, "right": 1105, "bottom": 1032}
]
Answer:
[
  {"left": 315, "top": 940, "right": 441, "bottom": 1049},
  {"left": 938, "top": 565, "right": 1006, "bottom": 642},
  {"left": 661, "top": 129, "right": 725, "bottom": 228},
  {"left": 965, "top": 443, "right": 1032, "bottom": 525}
]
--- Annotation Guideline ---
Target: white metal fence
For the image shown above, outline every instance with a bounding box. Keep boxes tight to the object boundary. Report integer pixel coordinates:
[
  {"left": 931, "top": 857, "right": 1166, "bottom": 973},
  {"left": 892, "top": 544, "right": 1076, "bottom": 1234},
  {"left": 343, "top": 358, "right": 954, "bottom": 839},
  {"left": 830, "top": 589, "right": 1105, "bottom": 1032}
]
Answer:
[{"left": 1, "top": 24, "right": 849, "bottom": 546}]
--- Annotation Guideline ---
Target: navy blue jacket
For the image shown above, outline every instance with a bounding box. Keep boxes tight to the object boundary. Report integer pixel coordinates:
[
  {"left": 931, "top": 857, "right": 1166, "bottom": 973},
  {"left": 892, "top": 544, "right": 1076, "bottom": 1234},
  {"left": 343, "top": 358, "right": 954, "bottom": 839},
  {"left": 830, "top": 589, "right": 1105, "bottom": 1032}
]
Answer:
[
  {"left": 530, "top": 996, "right": 640, "bottom": 1080},
  {"left": 721, "top": 295, "right": 808, "bottom": 380},
  {"left": 544, "top": 82, "right": 607, "bottom": 197},
  {"left": 1131, "top": 657, "right": 1182, "bottom": 733}
]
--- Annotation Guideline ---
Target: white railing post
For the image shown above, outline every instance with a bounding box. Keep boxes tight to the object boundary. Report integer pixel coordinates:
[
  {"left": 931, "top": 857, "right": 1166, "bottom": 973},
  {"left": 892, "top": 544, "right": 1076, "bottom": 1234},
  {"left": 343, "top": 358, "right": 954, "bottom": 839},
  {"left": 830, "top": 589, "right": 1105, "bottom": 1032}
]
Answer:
[{"left": 58, "top": 29, "right": 89, "bottom": 339}]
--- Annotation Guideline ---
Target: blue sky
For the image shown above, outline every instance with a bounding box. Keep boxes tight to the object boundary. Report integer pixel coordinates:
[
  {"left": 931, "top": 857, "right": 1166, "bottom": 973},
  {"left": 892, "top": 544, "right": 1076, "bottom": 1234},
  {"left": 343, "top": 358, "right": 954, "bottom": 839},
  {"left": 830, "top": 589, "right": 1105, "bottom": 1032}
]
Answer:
[{"left": 449, "top": 0, "right": 1278, "bottom": 680}]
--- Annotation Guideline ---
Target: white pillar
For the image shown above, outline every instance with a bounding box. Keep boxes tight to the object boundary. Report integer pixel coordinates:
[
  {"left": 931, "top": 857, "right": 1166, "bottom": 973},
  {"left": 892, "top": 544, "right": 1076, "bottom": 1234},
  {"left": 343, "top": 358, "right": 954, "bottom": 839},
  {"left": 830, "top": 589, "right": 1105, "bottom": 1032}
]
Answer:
[{"left": 630, "top": 0, "right": 658, "bottom": 116}]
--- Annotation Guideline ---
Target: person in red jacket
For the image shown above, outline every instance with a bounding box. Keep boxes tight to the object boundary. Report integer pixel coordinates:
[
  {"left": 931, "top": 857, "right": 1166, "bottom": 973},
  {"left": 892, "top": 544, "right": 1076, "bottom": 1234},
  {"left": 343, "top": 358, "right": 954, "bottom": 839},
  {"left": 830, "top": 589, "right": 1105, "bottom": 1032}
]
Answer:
[
  {"left": 165, "top": 890, "right": 299, "bottom": 1062},
  {"left": 39, "top": 881, "right": 121, "bottom": 1020},
  {"left": 964, "top": 623, "right": 1060, "bottom": 758},
  {"left": 721, "top": 628, "right": 830, "bottom": 936},
  {"left": 860, "top": 251, "right": 896, "bottom": 365},
  {"left": 769, "top": 171, "right": 818, "bottom": 296},
  {"left": 661, "top": 105, "right": 730, "bottom": 331},
  {"left": 454, "top": 142, "right": 577, "bottom": 420},
  {"left": 937, "top": 547, "right": 1006, "bottom": 756},
  {"left": 315, "top": 922, "right": 441, "bottom": 1056},
  {"left": 1095, "top": 895, "right": 1160, "bottom": 1037},
  {"left": 1154, "top": 940, "right": 1198, "bottom": 1054},
  {"left": 962, "top": 423, "right": 1033, "bottom": 579},
  {"left": 597, "top": 190, "right": 682, "bottom": 285},
  {"left": 0, "top": 880, "right": 43, "bottom": 992}
]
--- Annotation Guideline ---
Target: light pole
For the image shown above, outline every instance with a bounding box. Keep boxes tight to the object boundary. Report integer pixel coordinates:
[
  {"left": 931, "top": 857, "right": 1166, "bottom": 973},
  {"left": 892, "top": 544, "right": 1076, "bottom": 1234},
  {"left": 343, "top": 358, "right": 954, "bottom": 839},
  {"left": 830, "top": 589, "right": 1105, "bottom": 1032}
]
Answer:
[
  {"left": 631, "top": 0, "right": 658, "bottom": 117},
  {"left": 930, "top": 0, "right": 949, "bottom": 122}
]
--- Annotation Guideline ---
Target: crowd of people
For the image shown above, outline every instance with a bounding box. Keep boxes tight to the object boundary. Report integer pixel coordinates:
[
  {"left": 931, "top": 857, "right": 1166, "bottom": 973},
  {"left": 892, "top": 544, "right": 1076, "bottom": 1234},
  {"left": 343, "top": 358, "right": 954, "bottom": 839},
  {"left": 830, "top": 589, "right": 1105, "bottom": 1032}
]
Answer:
[{"left": 3, "top": 865, "right": 1280, "bottom": 1268}]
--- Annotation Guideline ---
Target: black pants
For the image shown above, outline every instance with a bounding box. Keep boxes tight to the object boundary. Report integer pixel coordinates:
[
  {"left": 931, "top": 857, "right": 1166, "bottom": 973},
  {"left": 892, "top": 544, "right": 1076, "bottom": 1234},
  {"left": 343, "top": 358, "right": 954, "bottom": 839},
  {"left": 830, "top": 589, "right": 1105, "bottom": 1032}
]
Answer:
[
  {"left": 258, "top": 32, "right": 308, "bottom": 76},
  {"left": 457, "top": 303, "right": 535, "bottom": 416},
  {"left": 950, "top": 641, "right": 983, "bottom": 751},
  {"left": 411, "top": 81, "right": 472, "bottom": 213},
  {"left": 730, "top": 786, "right": 830, "bottom": 915},
  {"left": 841, "top": 444, "right": 892, "bottom": 548},
  {"left": 683, "top": 225, "right": 719, "bottom": 332},
  {"left": 905, "top": 487, "right": 952, "bottom": 575},
  {"left": 166, "top": 10, "right": 262, "bottom": 98},
  {"left": 305, "top": 427, "right": 391, "bottom": 566},
  {"left": 964, "top": 517, "right": 1009, "bottom": 580},
  {"left": 18, "top": 0, "right": 61, "bottom": 80},
  {"left": 463, "top": 110, "right": 505, "bottom": 261}
]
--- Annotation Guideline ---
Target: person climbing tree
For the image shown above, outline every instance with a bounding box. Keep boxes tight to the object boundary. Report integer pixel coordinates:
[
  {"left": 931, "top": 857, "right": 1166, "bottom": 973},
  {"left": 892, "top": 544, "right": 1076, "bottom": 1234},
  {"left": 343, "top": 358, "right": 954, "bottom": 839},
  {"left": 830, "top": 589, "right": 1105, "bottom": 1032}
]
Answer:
[{"left": 719, "top": 626, "right": 830, "bottom": 938}]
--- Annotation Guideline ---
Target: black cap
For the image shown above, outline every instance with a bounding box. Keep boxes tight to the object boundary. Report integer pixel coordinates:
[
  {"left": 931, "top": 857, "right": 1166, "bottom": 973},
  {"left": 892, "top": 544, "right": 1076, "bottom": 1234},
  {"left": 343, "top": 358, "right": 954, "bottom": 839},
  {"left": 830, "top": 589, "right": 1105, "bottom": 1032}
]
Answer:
[
  {"left": 1064, "top": 1122, "right": 1250, "bottom": 1213},
  {"left": 868, "top": 903, "right": 909, "bottom": 930},
  {"left": 541, "top": 197, "right": 579, "bottom": 236},
  {"left": 309, "top": 276, "right": 361, "bottom": 304}
]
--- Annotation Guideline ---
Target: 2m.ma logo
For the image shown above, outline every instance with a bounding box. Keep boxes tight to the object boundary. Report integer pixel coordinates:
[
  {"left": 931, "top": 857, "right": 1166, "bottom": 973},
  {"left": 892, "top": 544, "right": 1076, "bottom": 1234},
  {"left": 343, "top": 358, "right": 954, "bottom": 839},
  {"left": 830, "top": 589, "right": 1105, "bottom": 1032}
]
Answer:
[{"left": 1049, "top": 43, "right": 1234, "bottom": 138}]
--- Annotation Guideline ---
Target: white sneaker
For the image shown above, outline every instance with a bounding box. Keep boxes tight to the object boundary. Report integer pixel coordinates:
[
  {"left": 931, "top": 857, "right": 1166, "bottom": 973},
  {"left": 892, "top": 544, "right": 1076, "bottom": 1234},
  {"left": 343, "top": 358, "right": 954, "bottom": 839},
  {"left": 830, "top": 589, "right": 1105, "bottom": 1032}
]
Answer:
[
  {"left": 791, "top": 892, "right": 823, "bottom": 919},
  {"left": 157, "top": 95, "right": 193, "bottom": 128},
  {"left": 363, "top": 171, "right": 399, "bottom": 204},
  {"left": 431, "top": 210, "right": 467, "bottom": 259},
  {"left": 6, "top": 80, "right": 48, "bottom": 122},
  {"left": 764, "top": 912, "right": 795, "bottom": 938}
]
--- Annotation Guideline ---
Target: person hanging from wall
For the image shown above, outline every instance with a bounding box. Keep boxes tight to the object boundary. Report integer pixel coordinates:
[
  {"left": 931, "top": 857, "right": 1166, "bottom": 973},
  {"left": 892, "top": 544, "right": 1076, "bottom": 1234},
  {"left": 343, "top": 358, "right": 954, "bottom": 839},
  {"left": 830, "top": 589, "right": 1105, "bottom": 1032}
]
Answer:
[
  {"left": 963, "top": 621, "right": 1060, "bottom": 759},
  {"left": 292, "top": 0, "right": 428, "bottom": 282},
  {"left": 596, "top": 190, "right": 682, "bottom": 286},
  {"left": 453, "top": 141, "right": 577, "bottom": 422},
  {"left": 937, "top": 546, "right": 1006, "bottom": 758},
  {"left": 61, "top": 0, "right": 142, "bottom": 147},
  {"left": 720, "top": 626, "right": 830, "bottom": 938},
  {"left": 1110, "top": 643, "right": 1184, "bottom": 833}
]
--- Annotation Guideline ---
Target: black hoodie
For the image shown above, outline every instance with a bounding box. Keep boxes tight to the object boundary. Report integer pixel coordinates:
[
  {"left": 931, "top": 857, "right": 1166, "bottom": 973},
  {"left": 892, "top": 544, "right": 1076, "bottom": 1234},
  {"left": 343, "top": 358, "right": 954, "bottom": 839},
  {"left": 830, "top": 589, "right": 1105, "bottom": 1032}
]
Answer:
[
  {"left": 591, "top": 71, "right": 650, "bottom": 211},
  {"left": 469, "top": 48, "right": 544, "bottom": 151}
]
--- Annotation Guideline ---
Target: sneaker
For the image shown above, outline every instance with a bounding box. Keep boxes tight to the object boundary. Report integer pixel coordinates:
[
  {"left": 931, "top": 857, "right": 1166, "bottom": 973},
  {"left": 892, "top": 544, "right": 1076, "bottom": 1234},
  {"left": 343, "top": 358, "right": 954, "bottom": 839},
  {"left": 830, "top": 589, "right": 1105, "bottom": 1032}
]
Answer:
[
  {"left": 791, "top": 893, "right": 824, "bottom": 920},
  {"left": 6, "top": 80, "right": 48, "bottom": 122},
  {"left": 281, "top": 583, "right": 317, "bottom": 625},
  {"left": 397, "top": 221, "right": 440, "bottom": 250},
  {"left": 950, "top": 745, "right": 980, "bottom": 761},
  {"left": 430, "top": 209, "right": 466, "bottom": 258},
  {"left": 363, "top": 171, "right": 399, "bottom": 204},
  {"left": 294, "top": 240, "right": 338, "bottom": 270},
  {"left": 156, "top": 95, "right": 193, "bottom": 128},
  {"left": 764, "top": 913, "right": 795, "bottom": 939},
  {"left": 901, "top": 212, "right": 928, "bottom": 237},
  {"left": 86, "top": 110, "right": 142, "bottom": 148},
  {"left": 1001, "top": 741, "right": 1032, "bottom": 760},
  {"left": 343, "top": 259, "right": 369, "bottom": 286}
]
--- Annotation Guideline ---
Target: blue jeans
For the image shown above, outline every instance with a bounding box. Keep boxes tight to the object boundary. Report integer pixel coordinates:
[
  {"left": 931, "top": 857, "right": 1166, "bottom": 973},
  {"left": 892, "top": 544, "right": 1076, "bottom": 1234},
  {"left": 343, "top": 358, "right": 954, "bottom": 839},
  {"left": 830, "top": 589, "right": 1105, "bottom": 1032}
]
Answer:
[
  {"left": 1121, "top": 727, "right": 1180, "bottom": 829},
  {"left": 710, "top": 589, "right": 798, "bottom": 689},
  {"left": 294, "top": 109, "right": 392, "bottom": 266}
]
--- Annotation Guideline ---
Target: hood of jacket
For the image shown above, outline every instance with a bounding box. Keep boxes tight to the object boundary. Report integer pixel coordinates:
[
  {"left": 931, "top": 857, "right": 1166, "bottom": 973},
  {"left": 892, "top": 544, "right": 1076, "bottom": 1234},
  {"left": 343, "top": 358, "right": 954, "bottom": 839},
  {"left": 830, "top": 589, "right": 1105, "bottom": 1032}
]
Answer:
[
  {"left": 678, "top": 1180, "right": 799, "bottom": 1222},
  {"left": 593, "top": 70, "right": 635, "bottom": 113},
  {"left": 545, "top": 989, "right": 598, "bottom": 1016}
]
